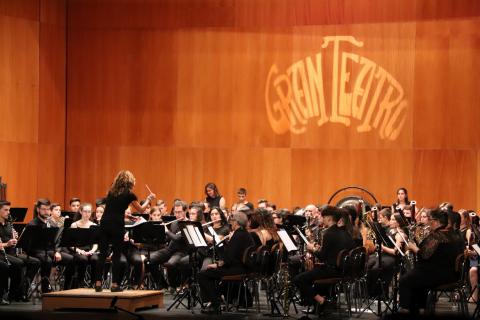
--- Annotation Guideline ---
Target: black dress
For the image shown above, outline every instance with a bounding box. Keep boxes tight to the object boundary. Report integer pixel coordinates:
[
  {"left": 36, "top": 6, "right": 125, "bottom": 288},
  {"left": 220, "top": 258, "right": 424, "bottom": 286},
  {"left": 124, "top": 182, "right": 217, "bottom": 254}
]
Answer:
[{"left": 95, "top": 191, "right": 137, "bottom": 284}]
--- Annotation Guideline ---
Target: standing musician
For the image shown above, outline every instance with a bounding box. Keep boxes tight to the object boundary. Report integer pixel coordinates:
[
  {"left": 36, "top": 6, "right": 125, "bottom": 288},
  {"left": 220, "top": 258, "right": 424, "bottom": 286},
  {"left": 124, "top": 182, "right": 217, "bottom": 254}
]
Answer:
[
  {"left": 293, "top": 206, "right": 354, "bottom": 311},
  {"left": 204, "top": 183, "right": 226, "bottom": 213},
  {"left": 198, "top": 211, "right": 254, "bottom": 315},
  {"left": 399, "top": 208, "right": 465, "bottom": 314},
  {"left": 94, "top": 170, "right": 155, "bottom": 292},
  {"left": 393, "top": 187, "right": 410, "bottom": 211}
]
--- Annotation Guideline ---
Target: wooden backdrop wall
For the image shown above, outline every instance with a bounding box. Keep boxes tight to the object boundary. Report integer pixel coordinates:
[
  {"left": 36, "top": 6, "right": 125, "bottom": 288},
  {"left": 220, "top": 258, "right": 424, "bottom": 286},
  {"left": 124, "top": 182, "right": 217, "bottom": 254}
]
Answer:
[
  {"left": 66, "top": 0, "right": 480, "bottom": 212},
  {"left": 0, "top": 0, "right": 66, "bottom": 221}
]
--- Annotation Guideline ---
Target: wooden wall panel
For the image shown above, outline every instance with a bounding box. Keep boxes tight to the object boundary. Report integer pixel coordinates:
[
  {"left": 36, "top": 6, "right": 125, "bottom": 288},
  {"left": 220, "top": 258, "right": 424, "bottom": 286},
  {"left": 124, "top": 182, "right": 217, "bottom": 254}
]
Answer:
[
  {"left": 64, "top": 0, "right": 480, "bottom": 210},
  {"left": 0, "top": 0, "right": 65, "bottom": 221}
]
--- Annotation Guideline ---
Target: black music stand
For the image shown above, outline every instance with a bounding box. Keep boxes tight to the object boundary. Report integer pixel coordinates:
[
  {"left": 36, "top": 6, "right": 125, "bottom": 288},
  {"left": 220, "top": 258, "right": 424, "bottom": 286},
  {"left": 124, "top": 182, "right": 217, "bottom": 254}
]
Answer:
[
  {"left": 61, "top": 211, "right": 75, "bottom": 220},
  {"left": 161, "top": 215, "right": 176, "bottom": 223},
  {"left": 129, "top": 221, "right": 166, "bottom": 289},
  {"left": 167, "top": 221, "right": 207, "bottom": 313},
  {"left": 17, "top": 225, "right": 59, "bottom": 297},
  {"left": 10, "top": 207, "right": 28, "bottom": 223}
]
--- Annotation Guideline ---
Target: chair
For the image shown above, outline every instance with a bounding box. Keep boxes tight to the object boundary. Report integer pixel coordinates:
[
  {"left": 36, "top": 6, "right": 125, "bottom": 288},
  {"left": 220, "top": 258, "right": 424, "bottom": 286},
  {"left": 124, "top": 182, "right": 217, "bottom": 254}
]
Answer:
[{"left": 426, "top": 253, "right": 468, "bottom": 317}]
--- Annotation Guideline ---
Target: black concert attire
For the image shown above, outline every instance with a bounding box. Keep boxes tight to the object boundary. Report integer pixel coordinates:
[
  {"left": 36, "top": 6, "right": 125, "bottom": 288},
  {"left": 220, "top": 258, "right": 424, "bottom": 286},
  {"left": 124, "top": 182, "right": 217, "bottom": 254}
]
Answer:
[
  {"left": 26, "top": 217, "right": 74, "bottom": 292},
  {"left": 366, "top": 223, "right": 398, "bottom": 297},
  {"left": 399, "top": 227, "right": 464, "bottom": 313},
  {"left": 200, "top": 224, "right": 230, "bottom": 270},
  {"left": 123, "top": 219, "right": 145, "bottom": 287},
  {"left": 206, "top": 195, "right": 222, "bottom": 209},
  {"left": 198, "top": 227, "right": 254, "bottom": 308},
  {"left": 293, "top": 224, "right": 354, "bottom": 306},
  {"left": 67, "top": 222, "right": 99, "bottom": 288},
  {"left": 95, "top": 191, "right": 137, "bottom": 285},
  {"left": 149, "top": 220, "right": 188, "bottom": 288},
  {"left": 0, "top": 259, "right": 8, "bottom": 301}
]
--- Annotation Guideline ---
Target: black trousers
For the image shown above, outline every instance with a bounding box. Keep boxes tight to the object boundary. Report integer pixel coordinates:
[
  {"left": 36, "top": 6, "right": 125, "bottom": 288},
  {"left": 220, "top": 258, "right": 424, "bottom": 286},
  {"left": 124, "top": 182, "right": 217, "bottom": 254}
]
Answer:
[
  {"left": 125, "top": 249, "right": 143, "bottom": 287},
  {"left": 96, "top": 225, "right": 125, "bottom": 284},
  {"left": 399, "top": 268, "right": 456, "bottom": 313},
  {"left": 0, "top": 259, "right": 9, "bottom": 297},
  {"left": 198, "top": 266, "right": 246, "bottom": 307},
  {"left": 29, "top": 250, "right": 74, "bottom": 291},
  {"left": 5, "top": 254, "right": 23, "bottom": 299},
  {"left": 71, "top": 253, "right": 98, "bottom": 287},
  {"left": 293, "top": 265, "right": 339, "bottom": 306},
  {"left": 150, "top": 248, "right": 186, "bottom": 288},
  {"left": 366, "top": 253, "right": 396, "bottom": 297}
]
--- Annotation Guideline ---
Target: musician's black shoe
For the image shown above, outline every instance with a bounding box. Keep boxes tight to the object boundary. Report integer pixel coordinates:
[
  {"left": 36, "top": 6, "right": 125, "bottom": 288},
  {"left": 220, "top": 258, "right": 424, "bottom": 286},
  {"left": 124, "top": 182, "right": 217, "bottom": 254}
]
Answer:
[
  {"left": 95, "top": 285, "right": 103, "bottom": 292},
  {"left": 201, "top": 305, "right": 222, "bottom": 315},
  {"left": 110, "top": 286, "right": 123, "bottom": 293},
  {"left": 0, "top": 298, "right": 10, "bottom": 305}
]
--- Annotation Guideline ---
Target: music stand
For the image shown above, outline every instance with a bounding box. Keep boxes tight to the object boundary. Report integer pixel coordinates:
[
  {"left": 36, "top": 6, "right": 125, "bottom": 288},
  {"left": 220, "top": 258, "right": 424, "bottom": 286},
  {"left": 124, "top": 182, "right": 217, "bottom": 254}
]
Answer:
[
  {"left": 61, "top": 211, "right": 75, "bottom": 219},
  {"left": 132, "top": 212, "right": 150, "bottom": 222},
  {"left": 60, "top": 226, "right": 101, "bottom": 288},
  {"left": 10, "top": 207, "right": 28, "bottom": 223},
  {"left": 167, "top": 221, "right": 206, "bottom": 312},
  {"left": 17, "top": 225, "right": 59, "bottom": 297},
  {"left": 161, "top": 215, "right": 177, "bottom": 223},
  {"left": 129, "top": 221, "right": 166, "bottom": 289}
]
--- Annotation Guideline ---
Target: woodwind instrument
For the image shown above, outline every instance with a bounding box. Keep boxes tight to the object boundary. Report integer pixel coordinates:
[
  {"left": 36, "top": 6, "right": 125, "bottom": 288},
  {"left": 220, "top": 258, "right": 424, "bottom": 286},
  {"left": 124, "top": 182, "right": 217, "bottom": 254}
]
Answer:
[{"left": 0, "top": 236, "right": 11, "bottom": 266}]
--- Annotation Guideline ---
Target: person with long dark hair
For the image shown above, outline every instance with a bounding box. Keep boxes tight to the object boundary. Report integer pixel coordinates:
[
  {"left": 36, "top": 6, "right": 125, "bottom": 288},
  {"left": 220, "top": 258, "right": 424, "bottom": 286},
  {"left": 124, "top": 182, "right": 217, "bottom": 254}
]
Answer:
[
  {"left": 94, "top": 170, "right": 154, "bottom": 292},
  {"left": 204, "top": 182, "right": 226, "bottom": 213},
  {"left": 393, "top": 187, "right": 410, "bottom": 211}
]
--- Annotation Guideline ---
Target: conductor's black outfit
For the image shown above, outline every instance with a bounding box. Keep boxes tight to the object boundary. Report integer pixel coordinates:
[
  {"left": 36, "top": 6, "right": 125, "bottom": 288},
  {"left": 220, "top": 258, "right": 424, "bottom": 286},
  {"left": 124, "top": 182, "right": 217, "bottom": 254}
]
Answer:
[
  {"left": 95, "top": 191, "right": 137, "bottom": 285},
  {"left": 293, "top": 224, "right": 354, "bottom": 306},
  {"left": 198, "top": 227, "right": 254, "bottom": 308}
]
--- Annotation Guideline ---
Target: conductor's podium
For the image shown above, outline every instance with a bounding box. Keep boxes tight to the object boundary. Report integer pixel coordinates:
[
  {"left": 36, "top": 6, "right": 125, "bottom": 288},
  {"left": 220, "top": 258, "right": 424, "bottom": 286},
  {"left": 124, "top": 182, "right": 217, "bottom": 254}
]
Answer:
[{"left": 42, "top": 288, "right": 163, "bottom": 312}]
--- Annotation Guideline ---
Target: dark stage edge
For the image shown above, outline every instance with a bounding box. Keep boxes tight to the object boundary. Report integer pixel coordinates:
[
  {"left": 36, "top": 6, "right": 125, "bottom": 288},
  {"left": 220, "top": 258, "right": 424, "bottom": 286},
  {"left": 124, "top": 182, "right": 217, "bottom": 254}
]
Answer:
[{"left": 0, "top": 292, "right": 473, "bottom": 319}]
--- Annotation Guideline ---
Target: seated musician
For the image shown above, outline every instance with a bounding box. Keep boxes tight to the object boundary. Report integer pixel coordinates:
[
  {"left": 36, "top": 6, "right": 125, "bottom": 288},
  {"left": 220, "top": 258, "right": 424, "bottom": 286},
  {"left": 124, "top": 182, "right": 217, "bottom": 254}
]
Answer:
[
  {"left": 123, "top": 207, "right": 146, "bottom": 289},
  {"left": 69, "top": 203, "right": 98, "bottom": 288},
  {"left": 399, "top": 208, "right": 464, "bottom": 314},
  {"left": 0, "top": 200, "right": 38, "bottom": 303},
  {"left": 202, "top": 206, "right": 230, "bottom": 270},
  {"left": 293, "top": 206, "right": 354, "bottom": 311},
  {"left": 47, "top": 203, "right": 65, "bottom": 228},
  {"left": 198, "top": 211, "right": 254, "bottom": 314},
  {"left": 365, "top": 208, "right": 398, "bottom": 297},
  {"left": 149, "top": 200, "right": 189, "bottom": 289},
  {"left": 27, "top": 199, "right": 74, "bottom": 292}
]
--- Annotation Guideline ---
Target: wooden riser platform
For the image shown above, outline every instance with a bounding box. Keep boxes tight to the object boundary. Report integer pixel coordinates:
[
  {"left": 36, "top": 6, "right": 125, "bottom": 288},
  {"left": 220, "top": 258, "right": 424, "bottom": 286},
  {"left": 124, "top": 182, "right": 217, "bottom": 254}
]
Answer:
[{"left": 42, "top": 289, "right": 163, "bottom": 312}]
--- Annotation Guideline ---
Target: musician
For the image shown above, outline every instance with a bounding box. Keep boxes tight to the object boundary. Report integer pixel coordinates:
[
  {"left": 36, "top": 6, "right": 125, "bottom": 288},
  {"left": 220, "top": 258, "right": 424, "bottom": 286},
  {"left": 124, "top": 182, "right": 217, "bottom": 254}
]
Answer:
[
  {"left": 393, "top": 187, "right": 410, "bottom": 211},
  {"left": 124, "top": 207, "right": 147, "bottom": 289},
  {"left": 199, "top": 211, "right": 254, "bottom": 315},
  {"left": 231, "top": 188, "right": 254, "bottom": 212},
  {"left": 366, "top": 208, "right": 398, "bottom": 297},
  {"left": 155, "top": 200, "right": 169, "bottom": 217},
  {"left": 202, "top": 207, "right": 230, "bottom": 270},
  {"left": 69, "top": 203, "right": 98, "bottom": 288},
  {"left": 94, "top": 170, "right": 155, "bottom": 292},
  {"left": 70, "top": 197, "right": 81, "bottom": 221},
  {"left": 467, "top": 212, "right": 480, "bottom": 303},
  {"left": 399, "top": 209, "right": 464, "bottom": 314},
  {"left": 257, "top": 199, "right": 268, "bottom": 209},
  {"left": 293, "top": 206, "right": 354, "bottom": 310},
  {"left": 149, "top": 200, "right": 189, "bottom": 289},
  {"left": 94, "top": 205, "right": 104, "bottom": 224},
  {"left": 47, "top": 203, "right": 65, "bottom": 228},
  {"left": 0, "top": 201, "right": 25, "bottom": 302},
  {"left": 204, "top": 182, "right": 226, "bottom": 213}
]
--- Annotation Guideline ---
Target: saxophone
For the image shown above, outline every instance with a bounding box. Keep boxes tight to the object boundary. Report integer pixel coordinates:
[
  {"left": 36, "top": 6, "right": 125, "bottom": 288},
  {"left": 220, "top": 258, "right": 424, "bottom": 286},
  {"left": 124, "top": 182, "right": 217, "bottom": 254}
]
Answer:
[{"left": 279, "top": 261, "right": 290, "bottom": 316}]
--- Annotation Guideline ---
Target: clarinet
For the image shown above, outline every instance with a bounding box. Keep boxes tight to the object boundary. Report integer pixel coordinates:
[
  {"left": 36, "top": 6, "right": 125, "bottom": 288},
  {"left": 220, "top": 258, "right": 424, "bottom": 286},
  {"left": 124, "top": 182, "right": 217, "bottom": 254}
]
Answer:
[{"left": 0, "top": 237, "right": 11, "bottom": 266}]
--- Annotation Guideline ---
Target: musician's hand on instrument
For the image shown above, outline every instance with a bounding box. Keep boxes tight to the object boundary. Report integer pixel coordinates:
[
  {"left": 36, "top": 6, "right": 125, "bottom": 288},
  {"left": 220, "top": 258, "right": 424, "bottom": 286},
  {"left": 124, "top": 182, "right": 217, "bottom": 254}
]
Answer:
[
  {"left": 206, "top": 263, "right": 218, "bottom": 269},
  {"left": 7, "top": 239, "right": 17, "bottom": 247},
  {"left": 54, "top": 252, "right": 62, "bottom": 262},
  {"left": 306, "top": 242, "right": 316, "bottom": 252},
  {"left": 407, "top": 241, "right": 419, "bottom": 252}
]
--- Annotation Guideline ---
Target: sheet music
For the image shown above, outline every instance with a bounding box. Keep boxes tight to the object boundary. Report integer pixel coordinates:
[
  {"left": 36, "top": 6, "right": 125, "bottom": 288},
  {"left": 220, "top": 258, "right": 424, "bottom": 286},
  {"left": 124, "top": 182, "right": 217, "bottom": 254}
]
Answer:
[
  {"left": 277, "top": 229, "right": 297, "bottom": 252},
  {"left": 193, "top": 226, "right": 207, "bottom": 247},
  {"left": 388, "top": 235, "right": 405, "bottom": 256},
  {"left": 208, "top": 226, "right": 223, "bottom": 247},
  {"left": 295, "top": 227, "right": 309, "bottom": 244},
  {"left": 125, "top": 217, "right": 147, "bottom": 228},
  {"left": 473, "top": 244, "right": 480, "bottom": 256},
  {"left": 183, "top": 228, "right": 193, "bottom": 244}
]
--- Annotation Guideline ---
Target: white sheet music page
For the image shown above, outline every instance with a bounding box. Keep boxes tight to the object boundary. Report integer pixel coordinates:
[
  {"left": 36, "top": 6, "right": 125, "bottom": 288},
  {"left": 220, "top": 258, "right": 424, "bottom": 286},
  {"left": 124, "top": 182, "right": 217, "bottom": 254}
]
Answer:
[{"left": 277, "top": 229, "right": 297, "bottom": 252}]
